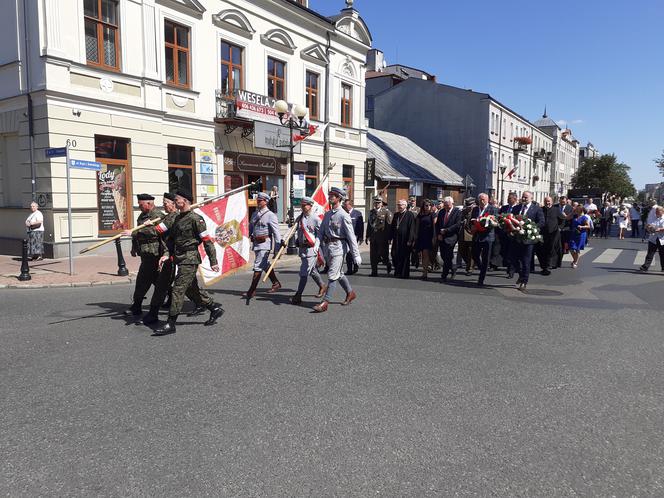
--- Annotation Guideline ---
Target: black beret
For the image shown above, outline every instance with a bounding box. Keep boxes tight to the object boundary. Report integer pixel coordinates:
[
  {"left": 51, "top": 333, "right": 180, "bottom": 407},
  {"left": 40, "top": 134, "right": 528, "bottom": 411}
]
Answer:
[
  {"left": 163, "top": 192, "right": 176, "bottom": 202},
  {"left": 137, "top": 193, "right": 154, "bottom": 201},
  {"left": 175, "top": 189, "right": 193, "bottom": 203}
]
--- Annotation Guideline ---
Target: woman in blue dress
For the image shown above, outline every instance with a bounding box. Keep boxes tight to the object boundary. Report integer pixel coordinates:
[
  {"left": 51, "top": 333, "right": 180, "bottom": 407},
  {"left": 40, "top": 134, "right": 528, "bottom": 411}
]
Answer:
[
  {"left": 414, "top": 200, "right": 435, "bottom": 280},
  {"left": 568, "top": 205, "right": 592, "bottom": 269}
]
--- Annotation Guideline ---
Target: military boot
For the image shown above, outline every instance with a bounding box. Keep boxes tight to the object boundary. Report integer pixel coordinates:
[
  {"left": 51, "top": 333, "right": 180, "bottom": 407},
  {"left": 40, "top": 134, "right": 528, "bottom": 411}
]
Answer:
[
  {"left": 187, "top": 304, "right": 207, "bottom": 317},
  {"left": 205, "top": 303, "right": 224, "bottom": 326},
  {"left": 242, "top": 272, "right": 262, "bottom": 299},
  {"left": 290, "top": 293, "right": 302, "bottom": 305},
  {"left": 154, "top": 315, "right": 177, "bottom": 336},
  {"left": 315, "top": 285, "right": 327, "bottom": 298},
  {"left": 123, "top": 302, "right": 142, "bottom": 317},
  {"left": 142, "top": 306, "right": 160, "bottom": 325}
]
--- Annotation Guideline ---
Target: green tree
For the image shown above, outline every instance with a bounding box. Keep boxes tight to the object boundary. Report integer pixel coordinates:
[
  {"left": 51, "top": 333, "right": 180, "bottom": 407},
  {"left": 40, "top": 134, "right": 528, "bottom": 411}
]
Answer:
[
  {"left": 571, "top": 154, "right": 636, "bottom": 201},
  {"left": 655, "top": 150, "right": 664, "bottom": 177}
]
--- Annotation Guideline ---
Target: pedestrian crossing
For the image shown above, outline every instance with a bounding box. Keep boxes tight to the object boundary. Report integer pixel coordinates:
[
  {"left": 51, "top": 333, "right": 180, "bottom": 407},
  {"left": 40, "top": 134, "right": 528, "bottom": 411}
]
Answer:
[{"left": 561, "top": 247, "right": 649, "bottom": 267}]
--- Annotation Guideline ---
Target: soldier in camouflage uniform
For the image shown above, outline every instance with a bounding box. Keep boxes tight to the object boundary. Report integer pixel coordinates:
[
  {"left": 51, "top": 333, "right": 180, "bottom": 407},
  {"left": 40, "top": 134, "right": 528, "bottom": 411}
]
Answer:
[
  {"left": 366, "top": 196, "right": 392, "bottom": 276},
  {"left": 313, "top": 187, "right": 361, "bottom": 313},
  {"left": 122, "top": 194, "right": 164, "bottom": 317},
  {"left": 290, "top": 196, "right": 326, "bottom": 305},
  {"left": 243, "top": 191, "right": 283, "bottom": 300},
  {"left": 154, "top": 190, "right": 223, "bottom": 336}
]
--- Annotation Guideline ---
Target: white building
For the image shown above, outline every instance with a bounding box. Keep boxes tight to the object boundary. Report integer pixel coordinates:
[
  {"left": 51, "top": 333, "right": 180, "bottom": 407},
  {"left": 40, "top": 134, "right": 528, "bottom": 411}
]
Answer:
[
  {"left": 533, "top": 112, "right": 580, "bottom": 196},
  {"left": 579, "top": 142, "right": 600, "bottom": 163},
  {"left": 0, "top": 0, "right": 371, "bottom": 257}
]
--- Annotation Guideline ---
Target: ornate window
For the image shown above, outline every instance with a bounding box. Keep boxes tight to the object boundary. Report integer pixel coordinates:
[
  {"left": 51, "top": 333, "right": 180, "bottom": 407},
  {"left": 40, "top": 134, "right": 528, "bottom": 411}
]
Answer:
[
  {"left": 268, "top": 57, "right": 286, "bottom": 99},
  {"left": 84, "top": 0, "right": 120, "bottom": 71},
  {"left": 305, "top": 71, "right": 319, "bottom": 120},
  {"left": 164, "top": 20, "right": 190, "bottom": 88},
  {"left": 221, "top": 41, "right": 243, "bottom": 95},
  {"left": 341, "top": 83, "right": 352, "bottom": 127}
]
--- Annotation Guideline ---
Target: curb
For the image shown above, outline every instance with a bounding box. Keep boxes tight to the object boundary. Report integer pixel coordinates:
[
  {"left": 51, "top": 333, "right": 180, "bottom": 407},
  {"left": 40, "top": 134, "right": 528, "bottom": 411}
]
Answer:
[{"left": 0, "top": 275, "right": 136, "bottom": 290}]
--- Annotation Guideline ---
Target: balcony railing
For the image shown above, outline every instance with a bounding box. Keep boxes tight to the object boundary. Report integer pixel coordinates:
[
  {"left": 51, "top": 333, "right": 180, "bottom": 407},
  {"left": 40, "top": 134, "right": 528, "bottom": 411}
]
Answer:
[{"left": 215, "top": 89, "right": 240, "bottom": 120}]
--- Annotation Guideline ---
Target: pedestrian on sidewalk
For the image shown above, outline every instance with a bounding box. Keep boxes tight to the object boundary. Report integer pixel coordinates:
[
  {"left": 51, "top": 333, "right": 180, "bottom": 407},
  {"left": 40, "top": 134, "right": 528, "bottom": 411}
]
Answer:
[
  {"left": 639, "top": 206, "right": 664, "bottom": 272},
  {"left": 568, "top": 205, "right": 592, "bottom": 269},
  {"left": 25, "top": 201, "right": 44, "bottom": 260}
]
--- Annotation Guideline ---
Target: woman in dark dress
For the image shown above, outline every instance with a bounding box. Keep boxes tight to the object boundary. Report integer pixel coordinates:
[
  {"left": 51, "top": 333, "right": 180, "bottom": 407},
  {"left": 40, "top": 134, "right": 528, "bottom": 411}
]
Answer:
[{"left": 414, "top": 200, "right": 435, "bottom": 280}]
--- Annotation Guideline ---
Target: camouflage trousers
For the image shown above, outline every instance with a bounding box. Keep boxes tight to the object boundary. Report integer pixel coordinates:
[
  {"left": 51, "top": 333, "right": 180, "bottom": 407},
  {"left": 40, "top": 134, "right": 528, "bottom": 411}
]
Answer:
[{"left": 168, "top": 264, "right": 211, "bottom": 318}]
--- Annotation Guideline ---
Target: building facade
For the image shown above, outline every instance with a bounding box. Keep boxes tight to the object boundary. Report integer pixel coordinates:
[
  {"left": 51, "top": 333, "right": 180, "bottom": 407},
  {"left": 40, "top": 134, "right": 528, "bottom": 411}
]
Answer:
[
  {"left": 533, "top": 113, "right": 580, "bottom": 197},
  {"left": 0, "top": 0, "right": 371, "bottom": 256},
  {"left": 579, "top": 142, "right": 600, "bottom": 163},
  {"left": 372, "top": 78, "right": 556, "bottom": 203}
]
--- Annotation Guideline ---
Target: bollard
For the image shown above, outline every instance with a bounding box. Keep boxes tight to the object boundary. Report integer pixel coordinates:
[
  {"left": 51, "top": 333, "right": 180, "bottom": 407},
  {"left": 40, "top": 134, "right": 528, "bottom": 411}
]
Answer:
[
  {"left": 115, "top": 238, "right": 129, "bottom": 276},
  {"left": 18, "top": 239, "right": 31, "bottom": 281}
]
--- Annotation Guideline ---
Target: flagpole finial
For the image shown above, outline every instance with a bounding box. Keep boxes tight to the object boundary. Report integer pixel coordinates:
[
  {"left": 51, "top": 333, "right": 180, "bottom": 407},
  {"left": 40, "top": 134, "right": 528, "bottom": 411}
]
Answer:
[{"left": 543, "top": 105, "right": 547, "bottom": 118}]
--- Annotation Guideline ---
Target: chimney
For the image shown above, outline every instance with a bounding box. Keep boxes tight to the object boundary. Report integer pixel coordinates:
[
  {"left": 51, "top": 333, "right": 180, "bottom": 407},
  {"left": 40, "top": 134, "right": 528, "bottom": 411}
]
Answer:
[{"left": 366, "top": 49, "right": 385, "bottom": 72}]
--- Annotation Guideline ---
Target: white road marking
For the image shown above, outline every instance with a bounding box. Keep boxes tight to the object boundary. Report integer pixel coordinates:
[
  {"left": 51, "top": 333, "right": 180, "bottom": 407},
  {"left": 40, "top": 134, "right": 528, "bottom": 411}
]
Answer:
[
  {"left": 592, "top": 248, "right": 621, "bottom": 264},
  {"left": 633, "top": 250, "right": 647, "bottom": 266},
  {"left": 562, "top": 246, "right": 594, "bottom": 262}
]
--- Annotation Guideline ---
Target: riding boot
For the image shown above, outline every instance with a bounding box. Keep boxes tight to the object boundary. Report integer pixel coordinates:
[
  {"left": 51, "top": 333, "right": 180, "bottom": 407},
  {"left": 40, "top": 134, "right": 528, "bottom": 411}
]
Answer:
[
  {"left": 154, "top": 315, "right": 178, "bottom": 336},
  {"left": 243, "top": 271, "right": 262, "bottom": 299},
  {"left": 267, "top": 271, "right": 281, "bottom": 293}
]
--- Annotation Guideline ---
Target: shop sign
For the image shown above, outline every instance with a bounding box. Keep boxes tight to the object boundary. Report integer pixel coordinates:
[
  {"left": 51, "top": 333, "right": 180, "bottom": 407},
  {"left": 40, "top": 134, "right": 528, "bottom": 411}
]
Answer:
[
  {"left": 235, "top": 154, "right": 278, "bottom": 174},
  {"left": 235, "top": 90, "right": 307, "bottom": 125},
  {"left": 254, "top": 121, "right": 301, "bottom": 154},
  {"left": 364, "top": 158, "right": 376, "bottom": 187}
]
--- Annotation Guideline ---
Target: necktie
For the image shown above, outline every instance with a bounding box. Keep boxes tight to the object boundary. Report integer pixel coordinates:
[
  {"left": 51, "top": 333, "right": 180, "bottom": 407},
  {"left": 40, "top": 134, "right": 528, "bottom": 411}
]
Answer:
[
  {"left": 521, "top": 205, "right": 527, "bottom": 216},
  {"left": 444, "top": 211, "right": 450, "bottom": 224}
]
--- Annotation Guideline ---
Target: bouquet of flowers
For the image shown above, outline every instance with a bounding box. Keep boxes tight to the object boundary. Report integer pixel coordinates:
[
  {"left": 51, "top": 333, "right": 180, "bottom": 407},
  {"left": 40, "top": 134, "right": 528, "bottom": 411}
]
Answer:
[
  {"left": 473, "top": 213, "right": 498, "bottom": 233},
  {"left": 499, "top": 213, "right": 543, "bottom": 243}
]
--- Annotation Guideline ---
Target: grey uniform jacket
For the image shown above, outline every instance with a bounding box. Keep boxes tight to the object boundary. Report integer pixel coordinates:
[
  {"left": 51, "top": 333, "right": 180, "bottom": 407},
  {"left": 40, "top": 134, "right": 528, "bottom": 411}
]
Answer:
[
  {"left": 250, "top": 207, "right": 282, "bottom": 253},
  {"left": 297, "top": 213, "right": 321, "bottom": 257},
  {"left": 320, "top": 206, "right": 361, "bottom": 262}
]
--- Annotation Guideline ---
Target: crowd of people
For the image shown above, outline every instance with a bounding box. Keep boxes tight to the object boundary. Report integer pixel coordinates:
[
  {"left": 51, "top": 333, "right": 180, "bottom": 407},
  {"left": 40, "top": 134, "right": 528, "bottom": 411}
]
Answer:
[{"left": 120, "top": 187, "right": 664, "bottom": 334}]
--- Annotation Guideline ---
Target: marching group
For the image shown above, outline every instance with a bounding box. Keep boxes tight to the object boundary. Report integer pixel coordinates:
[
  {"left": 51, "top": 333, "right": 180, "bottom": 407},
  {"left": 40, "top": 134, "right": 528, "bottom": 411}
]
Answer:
[{"left": 122, "top": 185, "right": 664, "bottom": 334}]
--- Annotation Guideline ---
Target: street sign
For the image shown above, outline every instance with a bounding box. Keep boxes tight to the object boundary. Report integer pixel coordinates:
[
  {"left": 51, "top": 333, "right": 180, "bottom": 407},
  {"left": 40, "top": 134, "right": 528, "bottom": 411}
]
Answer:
[
  {"left": 45, "top": 147, "right": 67, "bottom": 158},
  {"left": 69, "top": 159, "right": 102, "bottom": 171},
  {"left": 364, "top": 157, "right": 376, "bottom": 186}
]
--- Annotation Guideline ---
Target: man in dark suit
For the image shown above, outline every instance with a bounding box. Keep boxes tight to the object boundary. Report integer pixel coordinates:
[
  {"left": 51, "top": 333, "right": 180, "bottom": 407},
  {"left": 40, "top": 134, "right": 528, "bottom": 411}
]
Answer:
[
  {"left": 343, "top": 199, "right": 364, "bottom": 275},
  {"left": 538, "top": 196, "right": 566, "bottom": 275},
  {"left": 511, "top": 191, "right": 545, "bottom": 290},
  {"left": 471, "top": 193, "right": 498, "bottom": 286},
  {"left": 435, "top": 196, "right": 462, "bottom": 281},
  {"left": 499, "top": 192, "right": 519, "bottom": 278},
  {"left": 554, "top": 195, "right": 573, "bottom": 268}
]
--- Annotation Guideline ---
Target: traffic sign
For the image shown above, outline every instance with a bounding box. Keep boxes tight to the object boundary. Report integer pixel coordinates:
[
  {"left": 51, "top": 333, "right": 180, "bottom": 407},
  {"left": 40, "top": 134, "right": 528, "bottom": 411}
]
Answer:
[
  {"left": 69, "top": 159, "right": 102, "bottom": 171},
  {"left": 45, "top": 147, "right": 67, "bottom": 158}
]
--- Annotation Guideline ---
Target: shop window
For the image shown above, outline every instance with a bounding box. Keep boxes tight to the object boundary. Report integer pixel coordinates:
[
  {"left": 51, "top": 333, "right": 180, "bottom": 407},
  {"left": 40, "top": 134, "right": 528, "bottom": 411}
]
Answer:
[
  {"left": 221, "top": 41, "right": 243, "bottom": 95},
  {"left": 304, "top": 162, "right": 319, "bottom": 197},
  {"left": 95, "top": 135, "right": 131, "bottom": 234},
  {"left": 84, "top": 0, "right": 120, "bottom": 71},
  {"left": 168, "top": 145, "right": 195, "bottom": 197},
  {"left": 305, "top": 71, "right": 319, "bottom": 120},
  {"left": 268, "top": 57, "right": 285, "bottom": 99},
  {"left": 342, "top": 164, "right": 354, "bottom": 202},
  {"left": 164, "top": 19, "right": 190, "bottom": 88}
]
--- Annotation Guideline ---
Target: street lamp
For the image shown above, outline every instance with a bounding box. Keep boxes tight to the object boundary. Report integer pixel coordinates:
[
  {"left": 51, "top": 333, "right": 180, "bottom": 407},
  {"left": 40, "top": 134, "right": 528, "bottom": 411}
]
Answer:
[
  {"left": 275, "top": 99, "right": 309, "bottom": 255},
  {"left": 499, "top": 165, "right": 507, "bottom": 205}
]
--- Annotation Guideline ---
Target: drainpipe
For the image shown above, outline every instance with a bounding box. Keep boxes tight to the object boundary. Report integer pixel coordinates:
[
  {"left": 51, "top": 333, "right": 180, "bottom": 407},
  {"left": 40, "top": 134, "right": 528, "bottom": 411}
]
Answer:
[
  {"left": 323, "top": 31, "right": 332, "bottom": 176},
  {"left": 22, "top": 0, "right": 36, "bottom": 201}
]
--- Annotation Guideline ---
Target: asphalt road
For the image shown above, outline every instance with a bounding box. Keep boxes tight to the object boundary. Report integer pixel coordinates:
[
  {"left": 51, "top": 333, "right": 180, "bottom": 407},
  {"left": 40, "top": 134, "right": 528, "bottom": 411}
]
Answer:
[{"left": 2, "top": 237, "right": 663, "bottom": 496}]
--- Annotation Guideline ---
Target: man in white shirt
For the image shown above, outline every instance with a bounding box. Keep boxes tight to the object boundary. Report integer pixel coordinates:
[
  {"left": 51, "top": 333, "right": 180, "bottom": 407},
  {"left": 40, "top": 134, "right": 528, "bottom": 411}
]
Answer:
[
  {"left": 584, "top": 198, "right": 598, "bottom": 213},
  {"left": 639, "top": 206, "right": 664, "bottom": 272}
]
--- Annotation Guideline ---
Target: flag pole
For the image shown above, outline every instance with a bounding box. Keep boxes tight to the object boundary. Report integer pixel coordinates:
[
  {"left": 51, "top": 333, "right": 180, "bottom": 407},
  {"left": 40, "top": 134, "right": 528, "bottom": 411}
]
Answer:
[
  {"left": 262, "top": 171, "right": 330, "bottom": 282},
  {"left": 79, "top": 181, "right": 259, "bottom": 254}
]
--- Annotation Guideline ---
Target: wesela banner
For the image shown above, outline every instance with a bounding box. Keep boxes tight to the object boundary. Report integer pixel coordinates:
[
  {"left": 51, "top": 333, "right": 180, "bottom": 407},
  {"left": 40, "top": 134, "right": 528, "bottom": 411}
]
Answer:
[{"left": 195, "top": 191, "right": 250, "bottom": 285}]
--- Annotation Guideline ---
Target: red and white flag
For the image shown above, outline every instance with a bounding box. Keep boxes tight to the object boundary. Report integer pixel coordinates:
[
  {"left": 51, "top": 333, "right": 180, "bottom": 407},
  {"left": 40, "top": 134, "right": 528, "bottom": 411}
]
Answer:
[
  {"left": 195, "top": 191, "right": 250, "bottom": 286},
  {"left": 293, "top": 122, "right": 330, "bottom": 142},
  {"left": 311, "top": 174, "right": 330, "bottom": 221},
  {"left": 507, "top": 164, "right": 518, "bottom": 179}
]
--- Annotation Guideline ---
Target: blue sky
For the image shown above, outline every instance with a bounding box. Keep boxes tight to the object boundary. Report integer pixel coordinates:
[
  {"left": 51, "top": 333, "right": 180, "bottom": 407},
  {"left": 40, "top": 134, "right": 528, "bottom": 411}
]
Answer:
[{"left": 310, "top": 0, "right": 664, "bottom": 189}]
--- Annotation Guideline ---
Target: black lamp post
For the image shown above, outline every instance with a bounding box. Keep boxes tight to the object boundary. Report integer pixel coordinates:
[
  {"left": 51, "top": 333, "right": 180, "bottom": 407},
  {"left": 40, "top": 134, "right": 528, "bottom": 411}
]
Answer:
[
  {"left": 275, "top": 99, "right": 309, "bottom": 255},
  {"left": 499, "top": 165, "right": 507, "bottom": 205}
]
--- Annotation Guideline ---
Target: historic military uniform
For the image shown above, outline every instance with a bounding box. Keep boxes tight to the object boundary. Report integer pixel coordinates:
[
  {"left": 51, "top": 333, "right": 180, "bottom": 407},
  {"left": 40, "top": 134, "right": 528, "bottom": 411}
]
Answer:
[
  {"left": 314, "top": 187, "right": 361, "bottom": 312},
  {"left": 244, "top": 192, "right": 283, "bottom": 299},
  {"left": 154, "top": 190, "right": 223, "bottom": 335},
  {"left": 366, "top": 196, "right": 392, "bottom": 276},
  {"left": 125, "top": 194, "right": 164, "bottom": 316},
  {"left": 291, "top": 196, "right": 326, "bottom": 305}
]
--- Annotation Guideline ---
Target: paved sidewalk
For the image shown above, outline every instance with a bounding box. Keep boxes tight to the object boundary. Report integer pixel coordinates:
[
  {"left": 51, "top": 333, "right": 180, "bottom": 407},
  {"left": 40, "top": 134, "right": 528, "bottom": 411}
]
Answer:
[{"left": 0, "top": 245, "right": 370, "bottom": 288}]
